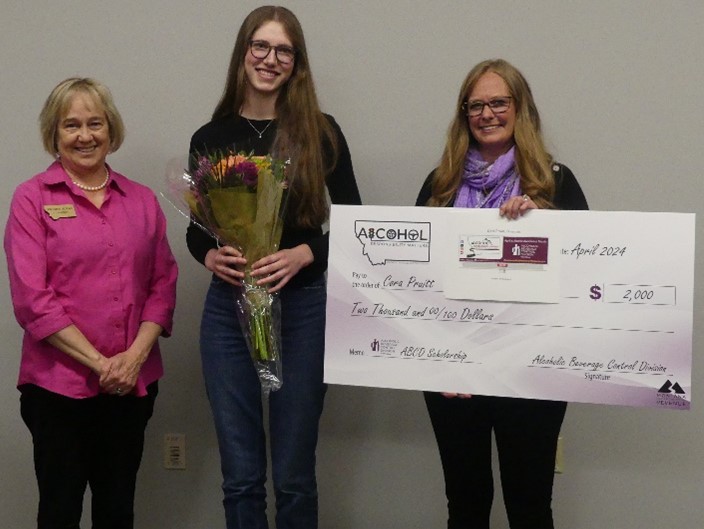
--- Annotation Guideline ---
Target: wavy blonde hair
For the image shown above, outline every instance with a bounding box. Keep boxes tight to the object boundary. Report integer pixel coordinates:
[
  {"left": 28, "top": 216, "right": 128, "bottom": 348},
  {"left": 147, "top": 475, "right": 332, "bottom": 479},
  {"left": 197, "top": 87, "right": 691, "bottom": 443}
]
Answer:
[
  {"left": 427, "top": 59, "right": 555, "bottom": 208},
  {"left": 39, "top": 77, "right": 125, "bottom": 157},
  {"left": 213, "top": 5, "right": 337, "bottom": 228}
]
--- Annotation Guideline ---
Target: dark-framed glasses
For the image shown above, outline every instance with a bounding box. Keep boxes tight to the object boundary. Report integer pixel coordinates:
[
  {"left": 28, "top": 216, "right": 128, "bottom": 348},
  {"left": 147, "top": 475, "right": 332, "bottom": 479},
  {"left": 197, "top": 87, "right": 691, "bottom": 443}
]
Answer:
[
  {"left": 249, "top": 40, "right": 296, "bottom": 65},
  {"left": 463, "top": 96, "right": 512, "bottom": 117}
]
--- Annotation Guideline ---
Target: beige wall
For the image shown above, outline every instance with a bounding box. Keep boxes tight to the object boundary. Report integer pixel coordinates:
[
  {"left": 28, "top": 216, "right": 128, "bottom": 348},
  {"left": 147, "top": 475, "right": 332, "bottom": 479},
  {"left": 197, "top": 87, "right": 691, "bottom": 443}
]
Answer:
[{"left": 1, "top": 1, "right": 702, "bottom": 527}]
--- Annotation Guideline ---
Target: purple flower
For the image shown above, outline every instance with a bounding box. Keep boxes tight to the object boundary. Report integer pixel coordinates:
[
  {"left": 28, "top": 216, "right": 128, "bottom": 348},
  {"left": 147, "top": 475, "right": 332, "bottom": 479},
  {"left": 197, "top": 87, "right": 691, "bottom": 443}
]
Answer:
[
  {"left": 193, "top": 157, "right": 213, "bottom": 181},
  {"left": 236, "top": 161, "right": 259, "bottom": 187}
]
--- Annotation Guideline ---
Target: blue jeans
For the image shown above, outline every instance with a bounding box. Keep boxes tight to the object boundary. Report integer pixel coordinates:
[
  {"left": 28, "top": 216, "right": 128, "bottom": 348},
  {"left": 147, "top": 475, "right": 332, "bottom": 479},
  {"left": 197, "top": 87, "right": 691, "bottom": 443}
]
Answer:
[{"left": 200, "top": 276, "right": 327, "bottom": 529}]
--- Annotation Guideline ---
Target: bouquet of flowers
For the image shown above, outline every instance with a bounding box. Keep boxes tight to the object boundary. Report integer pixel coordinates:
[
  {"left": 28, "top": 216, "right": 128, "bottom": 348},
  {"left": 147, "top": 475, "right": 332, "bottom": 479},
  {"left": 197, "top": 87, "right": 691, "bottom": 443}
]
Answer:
[{"left": 166, "top": 149, "right": 290, "bottom": 393}]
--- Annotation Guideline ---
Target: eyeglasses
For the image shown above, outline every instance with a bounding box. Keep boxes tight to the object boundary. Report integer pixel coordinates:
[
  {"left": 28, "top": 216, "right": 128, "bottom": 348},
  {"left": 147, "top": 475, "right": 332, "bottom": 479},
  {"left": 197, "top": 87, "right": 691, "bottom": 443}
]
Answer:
[
  {"left": 463, "top": 97, "right": 512, "bottom": 117},
  {"left": 249, "top": 40, "right": 296, "bottom": 65}
]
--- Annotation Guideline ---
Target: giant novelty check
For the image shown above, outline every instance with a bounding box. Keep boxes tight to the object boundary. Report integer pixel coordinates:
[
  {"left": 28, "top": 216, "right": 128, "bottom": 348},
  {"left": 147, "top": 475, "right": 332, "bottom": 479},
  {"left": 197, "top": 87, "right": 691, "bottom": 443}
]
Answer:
[{"left": 324, "top": 205, "right": 695, "bottom": 410}]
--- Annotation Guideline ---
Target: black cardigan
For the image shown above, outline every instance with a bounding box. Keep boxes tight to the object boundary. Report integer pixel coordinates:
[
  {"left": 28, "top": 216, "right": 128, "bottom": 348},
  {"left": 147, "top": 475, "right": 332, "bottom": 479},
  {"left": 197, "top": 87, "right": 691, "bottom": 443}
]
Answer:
[{"left": 415, "top": 163, "right": 588, "bottom": 210}]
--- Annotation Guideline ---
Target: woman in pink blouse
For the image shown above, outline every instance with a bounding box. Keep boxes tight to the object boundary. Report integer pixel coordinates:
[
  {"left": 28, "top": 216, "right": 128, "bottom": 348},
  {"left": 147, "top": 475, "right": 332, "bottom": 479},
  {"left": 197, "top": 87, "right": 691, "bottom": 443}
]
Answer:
[{"left": 4, "top": 77, "right": 178, "bottom": 529}]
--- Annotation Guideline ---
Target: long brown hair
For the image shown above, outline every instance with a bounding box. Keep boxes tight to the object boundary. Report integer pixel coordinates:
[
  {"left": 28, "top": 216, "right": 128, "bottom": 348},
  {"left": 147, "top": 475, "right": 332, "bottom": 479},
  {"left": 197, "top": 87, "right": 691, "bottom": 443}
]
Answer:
[
  {"left": 427, "top": 59, "right": 555, "bottom": 208},
  {"left": 213, "top": 5, "right": 337, "bottom": 228}
]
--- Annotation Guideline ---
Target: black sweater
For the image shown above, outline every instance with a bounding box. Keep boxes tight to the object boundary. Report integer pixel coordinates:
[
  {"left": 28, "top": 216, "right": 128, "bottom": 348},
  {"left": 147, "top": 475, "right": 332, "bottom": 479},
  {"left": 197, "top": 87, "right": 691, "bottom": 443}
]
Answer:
[{"left": 187, "top": 113, "right": 362, "bottom": 288}]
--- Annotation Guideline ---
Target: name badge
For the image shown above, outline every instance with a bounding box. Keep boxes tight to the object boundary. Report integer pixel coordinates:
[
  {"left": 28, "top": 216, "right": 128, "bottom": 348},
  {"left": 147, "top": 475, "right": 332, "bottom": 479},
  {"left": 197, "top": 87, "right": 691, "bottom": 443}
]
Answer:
[{"left": 44, "top": 204, "right": 77, "bottom": 220}]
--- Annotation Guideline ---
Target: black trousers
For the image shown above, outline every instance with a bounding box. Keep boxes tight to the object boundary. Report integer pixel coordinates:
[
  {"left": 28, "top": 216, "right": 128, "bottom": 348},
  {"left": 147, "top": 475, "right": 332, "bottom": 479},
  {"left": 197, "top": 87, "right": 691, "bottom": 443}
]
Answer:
[
  {"left": 20, "top": 383, "right": 158, "bottom": 529},
  {"left": 424, "top": 392, "right": 566, "bottom": 529}
]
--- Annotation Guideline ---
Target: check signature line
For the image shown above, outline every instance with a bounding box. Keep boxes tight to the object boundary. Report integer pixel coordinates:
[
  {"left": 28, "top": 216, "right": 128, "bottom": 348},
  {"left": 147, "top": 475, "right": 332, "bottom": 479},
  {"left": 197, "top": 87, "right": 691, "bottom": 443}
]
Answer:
[{"left": 527, "top": 365, "right": 670, "bottom": 376}]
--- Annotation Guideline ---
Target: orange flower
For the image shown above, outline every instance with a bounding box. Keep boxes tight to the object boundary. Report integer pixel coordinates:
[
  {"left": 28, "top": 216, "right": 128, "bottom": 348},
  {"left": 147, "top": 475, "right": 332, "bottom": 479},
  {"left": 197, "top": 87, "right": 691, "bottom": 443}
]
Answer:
[{"left": 216, "top": 155, "right": 248, "bottom": 180}]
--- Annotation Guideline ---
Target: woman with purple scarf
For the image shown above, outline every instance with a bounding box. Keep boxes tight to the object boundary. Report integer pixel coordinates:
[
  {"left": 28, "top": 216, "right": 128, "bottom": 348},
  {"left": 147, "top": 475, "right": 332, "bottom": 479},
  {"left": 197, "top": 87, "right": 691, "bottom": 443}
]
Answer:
[{"left": 416, "top": 59, "right": 588, "bottom": 529}]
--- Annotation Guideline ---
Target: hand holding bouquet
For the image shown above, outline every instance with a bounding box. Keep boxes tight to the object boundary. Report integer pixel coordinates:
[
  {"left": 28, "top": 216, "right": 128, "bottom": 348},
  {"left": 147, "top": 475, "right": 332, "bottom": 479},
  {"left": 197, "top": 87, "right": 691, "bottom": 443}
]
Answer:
[{"left": 166, "top": 149, "right": 290, "bottom": 393}]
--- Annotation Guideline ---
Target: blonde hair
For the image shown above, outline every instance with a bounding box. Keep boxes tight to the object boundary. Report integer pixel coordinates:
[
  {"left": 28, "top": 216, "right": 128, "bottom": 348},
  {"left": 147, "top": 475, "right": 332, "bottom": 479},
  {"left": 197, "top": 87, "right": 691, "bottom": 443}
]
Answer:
[
  {"left": 427, "top": 59, "right": 555, "bottom": 208},
  {"left": 39, "top": 77, "right": 125, "bottom": 157},
  {"left": 213, "top": 6, "right": 337, "bottom": 228}
]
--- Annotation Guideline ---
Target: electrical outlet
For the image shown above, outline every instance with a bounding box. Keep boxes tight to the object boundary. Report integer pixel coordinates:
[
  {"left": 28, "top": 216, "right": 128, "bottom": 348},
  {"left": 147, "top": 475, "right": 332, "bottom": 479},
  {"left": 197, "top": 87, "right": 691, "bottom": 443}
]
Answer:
[
  {"left": 554, "top": 435, "right": 564, "bottom": 474},
  {"left": 164, "top": 433, "right": 186, "bottom": 470}
]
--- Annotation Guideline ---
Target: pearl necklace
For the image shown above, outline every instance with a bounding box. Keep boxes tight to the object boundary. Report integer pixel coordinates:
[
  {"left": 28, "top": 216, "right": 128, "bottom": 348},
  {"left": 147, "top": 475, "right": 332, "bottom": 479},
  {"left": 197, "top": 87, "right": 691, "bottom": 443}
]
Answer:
[
  {"left": 245, "top": 118, "right": 274, "bottom": 139},
  {"left": 72, "top": 167, "right": 110, "bottom": 191}
]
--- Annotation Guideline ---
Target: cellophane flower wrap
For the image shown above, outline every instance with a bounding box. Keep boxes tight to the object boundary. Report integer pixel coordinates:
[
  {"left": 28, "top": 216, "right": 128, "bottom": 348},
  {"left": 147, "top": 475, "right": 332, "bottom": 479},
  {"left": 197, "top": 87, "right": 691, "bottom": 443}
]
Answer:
[{"left": 166, "top": 150, "right": 290, "bottom": 393}]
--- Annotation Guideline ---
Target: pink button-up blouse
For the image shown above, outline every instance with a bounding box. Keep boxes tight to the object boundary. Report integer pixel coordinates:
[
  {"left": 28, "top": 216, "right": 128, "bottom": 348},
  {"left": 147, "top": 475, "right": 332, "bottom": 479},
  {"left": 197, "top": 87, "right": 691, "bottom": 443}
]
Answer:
[{"left": 4, "top": 162, "right": 178, "bottom": 398}]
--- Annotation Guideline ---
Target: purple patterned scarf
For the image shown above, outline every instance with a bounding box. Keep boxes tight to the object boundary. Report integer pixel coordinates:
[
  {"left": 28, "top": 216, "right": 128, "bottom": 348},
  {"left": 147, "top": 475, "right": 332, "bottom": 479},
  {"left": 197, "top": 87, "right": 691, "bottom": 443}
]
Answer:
[{"left": 454, "top": 147, "right": 521, "bottom": 209}]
